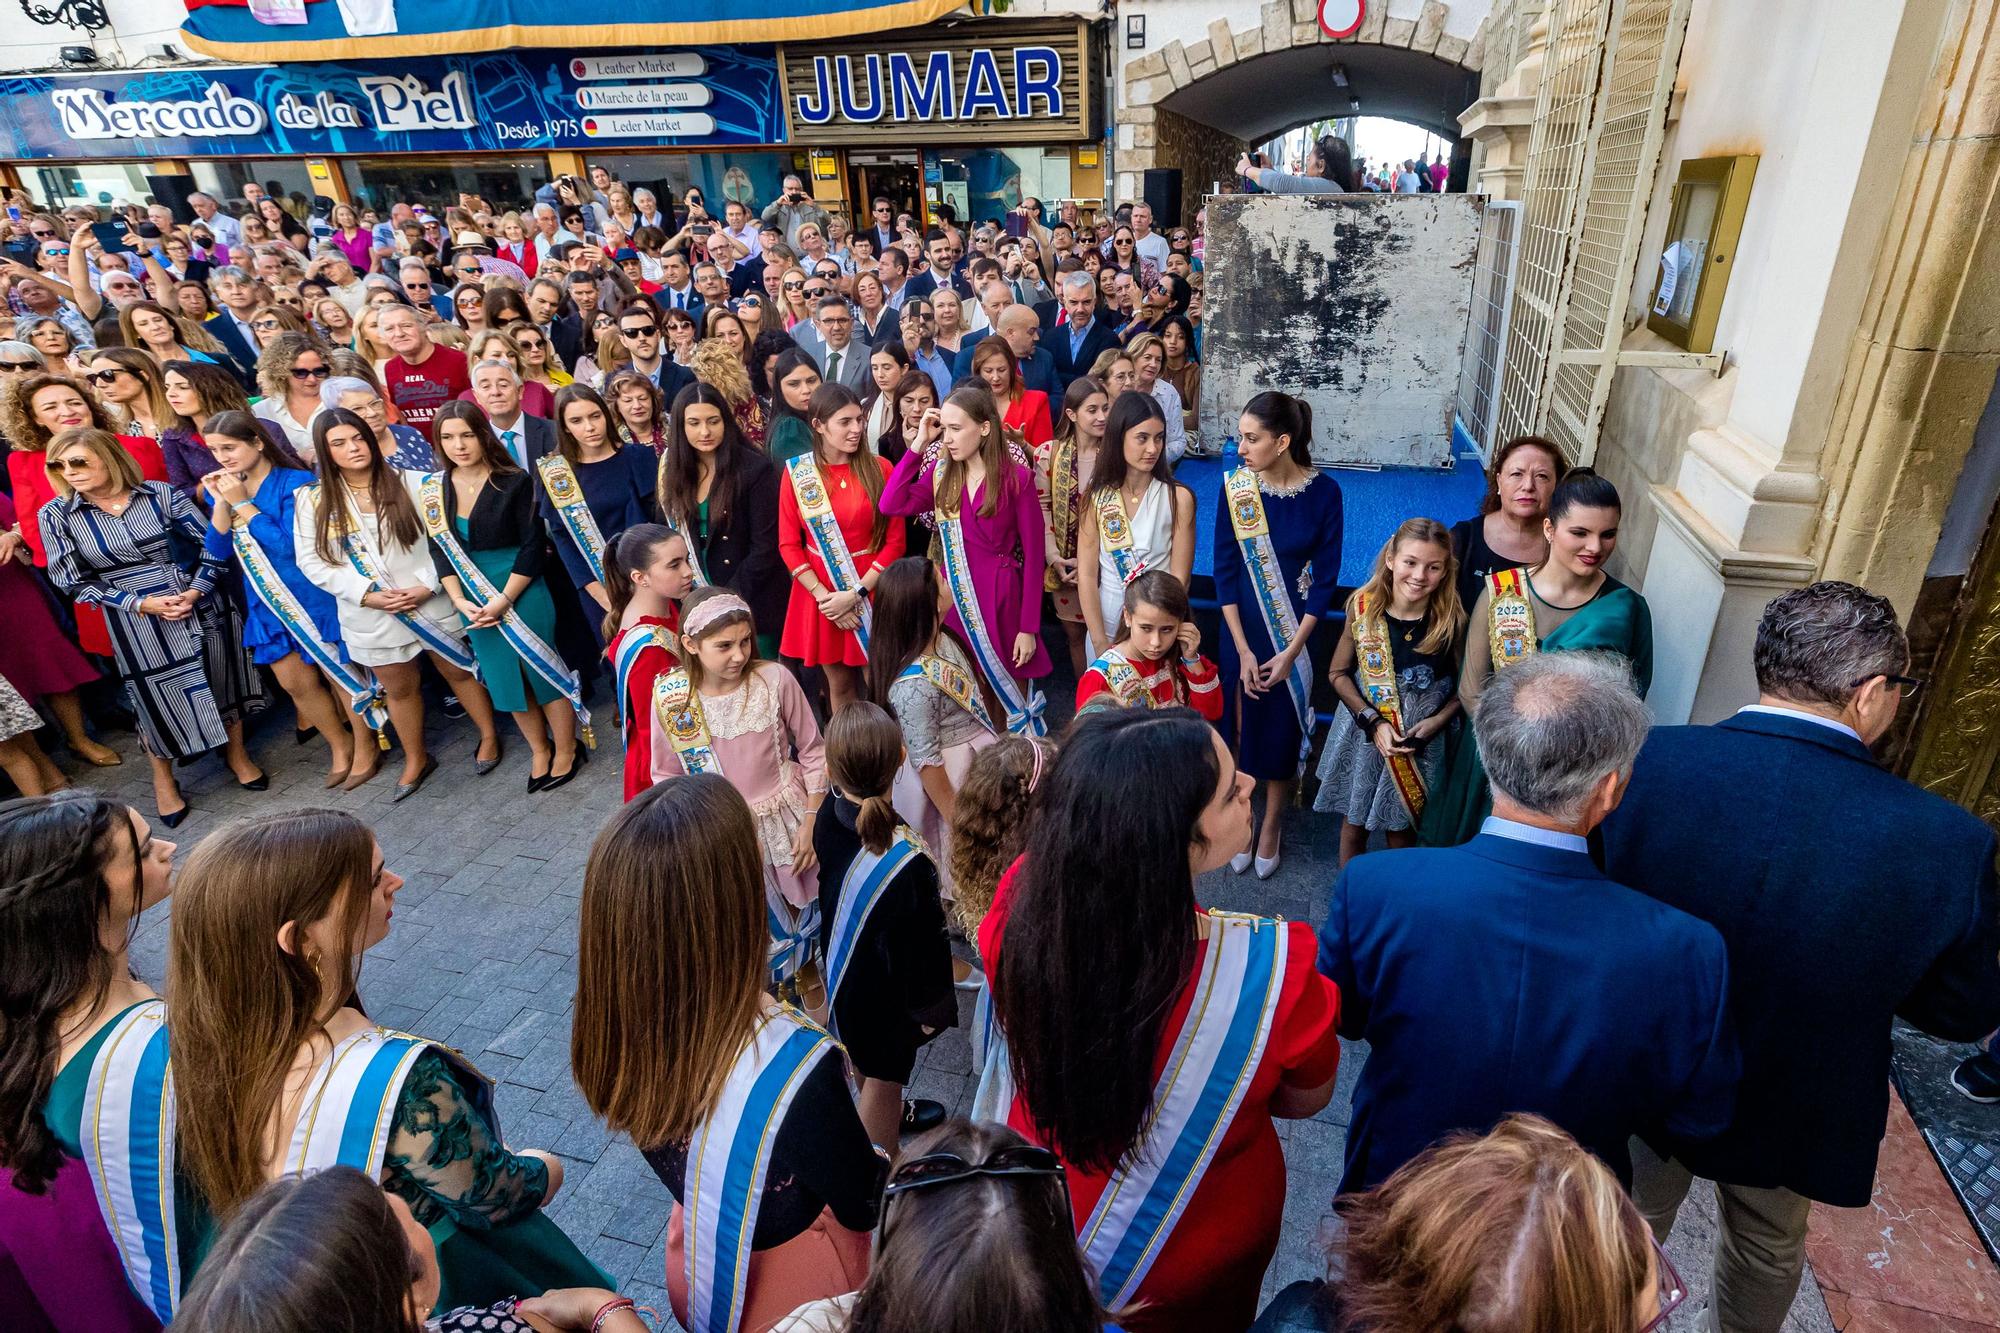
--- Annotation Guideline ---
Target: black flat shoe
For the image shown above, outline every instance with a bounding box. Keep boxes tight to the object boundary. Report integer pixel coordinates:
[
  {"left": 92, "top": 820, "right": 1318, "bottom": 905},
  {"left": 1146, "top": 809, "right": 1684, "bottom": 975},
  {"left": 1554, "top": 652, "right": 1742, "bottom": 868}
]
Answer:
[
  {"left": 392, "top": 756, "right": 438, "bottom": 803},
  {"left": 237, "top": 772, "right": 269, "bottom": 792},
  {"left": 901, "top": 1099, "right": 946, "bottom": 1136},
  {"left": 295, "top": 726, "right": 317, "bottom": 746}
]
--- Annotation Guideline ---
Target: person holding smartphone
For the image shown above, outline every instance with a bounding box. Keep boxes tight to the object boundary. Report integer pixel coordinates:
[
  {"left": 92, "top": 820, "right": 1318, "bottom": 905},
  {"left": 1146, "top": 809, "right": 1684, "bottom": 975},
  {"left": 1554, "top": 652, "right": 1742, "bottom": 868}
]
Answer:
[{"left": 761, "top": 173, "right": 831, "bottom": 250}]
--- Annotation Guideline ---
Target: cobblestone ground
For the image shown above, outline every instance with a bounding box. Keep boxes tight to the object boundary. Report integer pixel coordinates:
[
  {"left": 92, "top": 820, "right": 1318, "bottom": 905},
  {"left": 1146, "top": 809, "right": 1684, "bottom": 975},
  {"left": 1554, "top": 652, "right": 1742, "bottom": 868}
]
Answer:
[{"left": 94, "top": 693, "right": 1834, "bottom": 1330}]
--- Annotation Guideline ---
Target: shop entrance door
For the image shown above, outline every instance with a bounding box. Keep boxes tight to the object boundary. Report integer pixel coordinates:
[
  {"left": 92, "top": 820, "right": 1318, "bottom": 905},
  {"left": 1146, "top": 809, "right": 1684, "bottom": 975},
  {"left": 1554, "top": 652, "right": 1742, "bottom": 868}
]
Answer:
[{"left": 846, "top": 153, "right": 921, "bottom": 237}]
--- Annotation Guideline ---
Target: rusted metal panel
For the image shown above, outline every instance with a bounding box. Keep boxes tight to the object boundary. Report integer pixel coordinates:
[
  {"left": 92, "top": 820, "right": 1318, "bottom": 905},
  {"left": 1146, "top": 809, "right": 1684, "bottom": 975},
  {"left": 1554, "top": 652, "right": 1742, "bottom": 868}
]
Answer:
[{"left": 1199, "top": 191, "right": 1483, "bottom": 468}]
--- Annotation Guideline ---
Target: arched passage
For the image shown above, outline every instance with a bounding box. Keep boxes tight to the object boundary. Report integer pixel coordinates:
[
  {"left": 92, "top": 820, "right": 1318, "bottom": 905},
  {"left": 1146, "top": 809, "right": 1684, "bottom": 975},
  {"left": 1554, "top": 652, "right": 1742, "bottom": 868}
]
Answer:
[{"left": 1118, "top": 2, "right": 1488, "bottom": 211}]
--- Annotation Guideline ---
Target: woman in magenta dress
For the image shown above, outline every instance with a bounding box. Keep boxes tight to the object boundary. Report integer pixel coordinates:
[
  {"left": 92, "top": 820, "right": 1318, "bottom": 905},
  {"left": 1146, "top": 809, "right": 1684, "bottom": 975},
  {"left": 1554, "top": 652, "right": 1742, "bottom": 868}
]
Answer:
[
  {"left": 0, "top": 490, "right": 100, "bottom": 743},
  {"left": 777, "top": 384, "right": 905, "bottom": 713},
  {"left": 880, "top": 387, "right": 1051, "bottom": 735}
]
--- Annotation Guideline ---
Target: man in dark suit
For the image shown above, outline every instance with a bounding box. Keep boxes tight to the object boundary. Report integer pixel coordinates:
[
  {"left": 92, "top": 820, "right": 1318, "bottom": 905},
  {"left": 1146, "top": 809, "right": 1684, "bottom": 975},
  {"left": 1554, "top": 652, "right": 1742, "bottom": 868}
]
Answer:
[
  {"left": 863, "top": 196, "right": 898, "bottom": 256},
  {"left": 1599, "top": 581, "right": 2000, "bottom": 1333},
  {"left": 902, "top": 229, "right": 972, "bottom": 303},
  {"left": 205, "top": 265, "right": 264, "bottom": 381},
  {"left": 527, "top": 277, "right": 585, "bottom": 370},
  {"left": 1319, "top": 651, "right": 1738, "bottom": 1196},
  {"left": 467, "top": 358, "right": 554, "bottom": 469},
  {"left": 1046, "top": 272, "right": 1121, "bottom": 389},
  {"left": 951, "top": 305, "right": 1060, "bottom": 400}
]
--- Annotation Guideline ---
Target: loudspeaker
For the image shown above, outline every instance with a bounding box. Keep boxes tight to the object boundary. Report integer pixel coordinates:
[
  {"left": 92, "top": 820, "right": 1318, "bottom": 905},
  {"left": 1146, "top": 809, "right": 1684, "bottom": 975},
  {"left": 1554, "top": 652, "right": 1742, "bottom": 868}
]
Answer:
[
  {"left": 144, "top": 174, "right": 197, "bottom": 222},
  {"left": 1142, "top": 168, "right": 1183, "bottom": 230}
]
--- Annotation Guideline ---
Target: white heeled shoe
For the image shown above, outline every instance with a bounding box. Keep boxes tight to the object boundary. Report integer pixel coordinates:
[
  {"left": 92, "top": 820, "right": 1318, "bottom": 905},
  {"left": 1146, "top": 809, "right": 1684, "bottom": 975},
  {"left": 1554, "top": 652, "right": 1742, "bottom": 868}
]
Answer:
[
  {"left": 1254, "top": 853, "right": 1282, "bottom": 880},
  {"left": 1229, "top": 851, "right": 1253, "bottom": 875}
]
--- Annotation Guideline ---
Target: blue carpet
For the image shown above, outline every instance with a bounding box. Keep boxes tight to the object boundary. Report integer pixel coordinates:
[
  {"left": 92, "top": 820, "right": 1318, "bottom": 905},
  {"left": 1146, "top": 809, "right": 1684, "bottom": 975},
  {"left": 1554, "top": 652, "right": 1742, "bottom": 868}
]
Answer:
[{"left": 1182, "top": 424, "right": 1486, "bottom": 590}]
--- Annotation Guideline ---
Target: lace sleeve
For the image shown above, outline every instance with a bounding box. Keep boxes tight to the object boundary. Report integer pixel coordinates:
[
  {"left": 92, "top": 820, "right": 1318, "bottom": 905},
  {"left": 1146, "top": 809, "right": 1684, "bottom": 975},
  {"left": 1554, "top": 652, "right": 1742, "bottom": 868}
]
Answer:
[{"left": 382, "top": 1049, "right": 549, "bottom": 1231}]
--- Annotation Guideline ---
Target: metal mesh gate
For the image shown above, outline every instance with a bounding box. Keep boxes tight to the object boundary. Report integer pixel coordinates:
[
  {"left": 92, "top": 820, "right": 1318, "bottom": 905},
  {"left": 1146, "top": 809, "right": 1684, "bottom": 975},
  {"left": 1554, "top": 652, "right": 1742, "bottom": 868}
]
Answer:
[{"left": 1457, "top": 200, "right": 1523, "bottom": 461}]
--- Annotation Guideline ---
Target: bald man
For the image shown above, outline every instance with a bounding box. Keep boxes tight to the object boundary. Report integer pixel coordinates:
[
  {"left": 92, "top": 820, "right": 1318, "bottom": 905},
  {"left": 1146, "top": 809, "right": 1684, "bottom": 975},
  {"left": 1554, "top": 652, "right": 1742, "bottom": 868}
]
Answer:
[{"left": 954, "top": 299, "right": 1060, "bottom": 398}]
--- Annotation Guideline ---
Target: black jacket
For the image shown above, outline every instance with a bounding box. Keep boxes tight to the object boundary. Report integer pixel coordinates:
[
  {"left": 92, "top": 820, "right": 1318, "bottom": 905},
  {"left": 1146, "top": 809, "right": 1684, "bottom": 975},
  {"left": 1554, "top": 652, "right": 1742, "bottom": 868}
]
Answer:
[
  {"left": 1598, "top": 709, "right": 2000, "bottom": 1205},
  {"left": 426, "top": 469, "right": 550, "bottom": 584},
  {"left": 671, "top": 444, "right": 785, "bottom": 634},
  {"left": 545, "top": 314, "right": 587, "bottom": 372}
]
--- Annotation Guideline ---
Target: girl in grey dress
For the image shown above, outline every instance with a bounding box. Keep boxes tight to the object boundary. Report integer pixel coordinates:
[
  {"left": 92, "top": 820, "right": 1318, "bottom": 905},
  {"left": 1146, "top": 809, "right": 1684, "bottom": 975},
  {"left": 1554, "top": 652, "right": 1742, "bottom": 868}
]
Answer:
[{"left": 1314, "top": 519, "right": 1465, "bottom": 866}]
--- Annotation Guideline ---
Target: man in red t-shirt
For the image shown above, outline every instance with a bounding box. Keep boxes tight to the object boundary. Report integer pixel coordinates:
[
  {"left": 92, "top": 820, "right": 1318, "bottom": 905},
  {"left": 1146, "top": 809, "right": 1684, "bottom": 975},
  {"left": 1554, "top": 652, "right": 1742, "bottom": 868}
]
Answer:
[{"left": 376, "top": 303, "right": 471, "bottom": 431}]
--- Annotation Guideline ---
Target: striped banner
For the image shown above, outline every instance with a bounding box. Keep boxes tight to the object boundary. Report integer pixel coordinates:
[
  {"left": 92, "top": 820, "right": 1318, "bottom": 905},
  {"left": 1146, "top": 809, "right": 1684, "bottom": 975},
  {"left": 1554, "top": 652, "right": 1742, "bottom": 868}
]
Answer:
[{"left": 83, "top": 1000, "right": 180, "bottom": 1324}]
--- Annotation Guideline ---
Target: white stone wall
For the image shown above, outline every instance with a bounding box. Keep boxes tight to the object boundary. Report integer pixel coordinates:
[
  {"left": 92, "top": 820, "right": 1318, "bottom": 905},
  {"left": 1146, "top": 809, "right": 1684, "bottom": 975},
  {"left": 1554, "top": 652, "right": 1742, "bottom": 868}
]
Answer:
[{"left": 3, "top": 0, "right": 198, "bottom": 74}]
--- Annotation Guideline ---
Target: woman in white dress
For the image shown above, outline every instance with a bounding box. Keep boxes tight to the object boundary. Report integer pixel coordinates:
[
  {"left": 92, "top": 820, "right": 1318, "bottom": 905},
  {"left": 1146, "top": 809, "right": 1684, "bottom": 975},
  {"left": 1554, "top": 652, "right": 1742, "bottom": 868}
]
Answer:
[
  {"left": 294, "top": 408, "right": 501, "bottom": 800},
  {"left": 1074, "top": 390, "right": 1196, "bottom": 658},
  {"left": 1127, "top": 332, "right": 1190, "bottom": 464}
]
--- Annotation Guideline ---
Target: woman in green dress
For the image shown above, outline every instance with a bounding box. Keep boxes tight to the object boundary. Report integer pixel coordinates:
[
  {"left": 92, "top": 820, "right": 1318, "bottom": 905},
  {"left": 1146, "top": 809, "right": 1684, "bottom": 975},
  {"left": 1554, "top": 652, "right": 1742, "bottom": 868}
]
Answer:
[
  {"left": 166, "top": 808, "right": 608, "bottom": 1314},
  {"left": 426, "top": 401, "right": 581, "bottom": 793},
  {"left": 1420, "top": 469, "right": 1654, "bottom": 846},
  {"left": 0, "top": 791, "right": 192, "bottom": 1330}
]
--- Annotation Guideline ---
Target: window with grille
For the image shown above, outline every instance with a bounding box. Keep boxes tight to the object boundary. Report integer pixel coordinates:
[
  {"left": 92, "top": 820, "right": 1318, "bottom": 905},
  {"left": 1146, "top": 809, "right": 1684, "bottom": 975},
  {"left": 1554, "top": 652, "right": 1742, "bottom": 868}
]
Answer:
[
  {"left": 1495, "top": 0, "right": 1694, "bottom": 461},
  {"left": 1457, "top": 200, "right": 1523, "bottom": 462}
]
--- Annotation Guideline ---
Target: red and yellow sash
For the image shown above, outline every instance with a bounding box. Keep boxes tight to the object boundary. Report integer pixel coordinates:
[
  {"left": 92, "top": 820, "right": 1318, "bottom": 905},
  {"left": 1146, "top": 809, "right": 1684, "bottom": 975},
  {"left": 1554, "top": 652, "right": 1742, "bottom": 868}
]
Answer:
[{"left": 1352, "top": 590, "right": 1426, "bottom": 820}]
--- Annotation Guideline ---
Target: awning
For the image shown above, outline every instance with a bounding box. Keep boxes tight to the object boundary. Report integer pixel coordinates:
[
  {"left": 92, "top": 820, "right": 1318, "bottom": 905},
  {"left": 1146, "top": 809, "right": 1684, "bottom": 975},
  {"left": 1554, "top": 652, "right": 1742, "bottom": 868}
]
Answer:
[{"left": 179, "top": 0, "right": 969, "bottom": 62}]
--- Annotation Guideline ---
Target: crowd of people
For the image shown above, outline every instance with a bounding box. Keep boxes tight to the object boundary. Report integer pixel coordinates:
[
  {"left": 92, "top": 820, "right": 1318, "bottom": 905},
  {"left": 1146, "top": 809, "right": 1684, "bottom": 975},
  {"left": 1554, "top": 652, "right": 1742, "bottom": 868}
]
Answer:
[{"left": 0, "top": 162, "right": 1995, "bottom": 1333}]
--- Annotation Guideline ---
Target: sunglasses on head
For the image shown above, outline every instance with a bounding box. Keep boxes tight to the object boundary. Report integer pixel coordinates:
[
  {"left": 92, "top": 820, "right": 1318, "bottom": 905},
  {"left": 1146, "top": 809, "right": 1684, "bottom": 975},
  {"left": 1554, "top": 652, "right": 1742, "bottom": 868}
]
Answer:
[{"left": 290, "top": 365, "right": 330, "bottom": 380}]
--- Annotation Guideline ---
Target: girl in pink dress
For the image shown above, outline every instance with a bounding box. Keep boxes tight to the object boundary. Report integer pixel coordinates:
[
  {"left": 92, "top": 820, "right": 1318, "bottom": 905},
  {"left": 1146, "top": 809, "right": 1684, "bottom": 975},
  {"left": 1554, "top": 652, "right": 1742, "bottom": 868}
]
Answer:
[
  {"left": 879, "top": 387, "right": 1051, "bottom": 735},
  {"left": 649, "top": 586, "right": 828, "bottom": 991}
]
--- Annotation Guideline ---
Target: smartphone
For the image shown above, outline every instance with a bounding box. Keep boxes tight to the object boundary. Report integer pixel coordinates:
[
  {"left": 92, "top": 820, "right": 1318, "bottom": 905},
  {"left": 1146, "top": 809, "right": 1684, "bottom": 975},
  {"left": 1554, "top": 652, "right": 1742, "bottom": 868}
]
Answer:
[
  {"left": 90, "top": 221, "right": 134, "bottom": 254},
  {"left": 691, "top": 223, "right": 713, "bottom": 237},
  {"left": 5, "top": 206, "right": 18, "bottom": 224},
  {"left": 558, "top": 174, "right": 581, "bottom": 196}
]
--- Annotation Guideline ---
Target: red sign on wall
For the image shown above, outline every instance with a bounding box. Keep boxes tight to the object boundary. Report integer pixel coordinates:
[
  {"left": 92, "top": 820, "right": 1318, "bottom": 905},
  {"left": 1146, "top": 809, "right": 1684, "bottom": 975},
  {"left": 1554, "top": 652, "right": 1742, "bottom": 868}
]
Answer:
[{"left": 1318, "top": 0, "right": 1364, "bottom": 39}]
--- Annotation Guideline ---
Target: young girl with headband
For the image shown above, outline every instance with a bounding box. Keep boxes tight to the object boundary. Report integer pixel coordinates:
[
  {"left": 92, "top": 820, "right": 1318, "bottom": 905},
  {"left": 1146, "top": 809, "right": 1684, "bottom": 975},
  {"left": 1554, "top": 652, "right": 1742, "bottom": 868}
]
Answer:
[
  {"left": 602, "top": 523, "right": 697, "bottom": 802},
  {"left": 651, "top": 585, "right": 828, "bottom": 993},
  {"left": 814, "top": 702, "right": 956, "bottom": 1152},
  {"left": 1075, "top": 568, "right": 1221, "bottom": 719}
]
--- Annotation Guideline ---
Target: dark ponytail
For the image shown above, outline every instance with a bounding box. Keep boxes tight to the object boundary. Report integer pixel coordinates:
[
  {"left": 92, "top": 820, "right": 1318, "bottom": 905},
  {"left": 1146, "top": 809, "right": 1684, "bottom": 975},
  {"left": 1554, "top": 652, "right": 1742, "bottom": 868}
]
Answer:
[
  {"left": 825, "top": 702, "right": 905, "bottom": 854},
  {"left": 1242, "top": 390, "right": 1313, "bottom": 467},
  {"left": 0, "top": 793, "right": 136, "bottom": 1193},
  {"left": 600, "top": 522, "right": 683, "bottom": 643},
  {"left": 1547, "top": 466, "right": 1621, "bottom": 523}
]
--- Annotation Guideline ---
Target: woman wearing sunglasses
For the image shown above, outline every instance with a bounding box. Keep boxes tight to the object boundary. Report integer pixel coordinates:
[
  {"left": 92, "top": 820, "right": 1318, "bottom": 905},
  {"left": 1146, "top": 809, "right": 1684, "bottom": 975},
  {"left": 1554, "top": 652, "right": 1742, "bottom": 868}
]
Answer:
[
  {"left": 252, "top": 331, "right": 332, "bottom": 458},
  {"left": 573, "top": 774, "right": 883, "bottom": 1333},
  {"left": 86, "top": 348, "right": 222, "bottom": 506},
  {"left": 1249, "top": 1115, "right": 1683, "bottom": 1333},
  {"left": 774, "top": 1119, "right": 1118, "bottom": 1333},
  {"left": 981, "top": 707, "right": 1341, "bottom": 1332}
]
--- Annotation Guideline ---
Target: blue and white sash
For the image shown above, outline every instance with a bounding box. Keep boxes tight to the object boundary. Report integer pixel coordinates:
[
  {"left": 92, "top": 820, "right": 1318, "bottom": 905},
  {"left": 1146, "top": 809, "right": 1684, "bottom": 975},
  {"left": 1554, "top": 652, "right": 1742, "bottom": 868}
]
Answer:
[
  {"left": 786, "top": 455, "right": 873, "bottom": 652},
  {"left": 83, "top": 999, "right": 180, "bottom": 1324},
  {"left": 283, "top": 1027, "right": 434, "bottom": 1179},
  {"left": 420, "top": 474, "right": 593, "bottom": 747},
  {"left": 1078, "top": 913, "right": 1288, "bottom": 1307},
  {"left": 308, "top": 482, "right": 480, "bottom": 676},
  {"left": 1223, "top": 467, "right": 1315, "bottom": 753},
  {"left": 684, "top": 1006, "right": 835, "bottom": 1333},
  {"left": 1092, "top": 486, "right": 1147, "bottom": 586},
  {"left": 969, "top": 983, "right": 1015, "bottom": 1125},
  {"left": 1086, "top": 647, "right": 1156, "bottom": 711},
  {"left": 766, "top": 887, "right": 819, "bottom": 989},
  {"left": 612, "top": 622, "right": 674, "bottom": 731},
  {"left": 821, "top": 830, "right": 919, "bottom": 1038},
  {"left": 230, "top": 521, "right": 389, "bottom": 737},
  {"left": 933, "top": 506, "right": 1045, "bottom": 736},
  {"left": 537, "top": 454, "right": 607, "bottom": 585}
]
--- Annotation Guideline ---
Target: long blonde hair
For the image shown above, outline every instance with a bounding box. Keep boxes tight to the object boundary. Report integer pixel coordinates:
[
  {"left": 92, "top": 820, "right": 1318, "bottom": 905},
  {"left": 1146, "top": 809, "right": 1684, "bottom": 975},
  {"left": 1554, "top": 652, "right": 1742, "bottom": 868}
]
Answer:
[
  {"left": 1344, "top": 517, "right": 1463, "bottom": 656},
  {"left": 572, "top": 775, "right": 768, "bottom": 1145},
  {"left": 168, "top": 810, "right": 378, "bottom": 1214},
  {"left": 691, "top": 337, "right": 751, "bottom": 407}
]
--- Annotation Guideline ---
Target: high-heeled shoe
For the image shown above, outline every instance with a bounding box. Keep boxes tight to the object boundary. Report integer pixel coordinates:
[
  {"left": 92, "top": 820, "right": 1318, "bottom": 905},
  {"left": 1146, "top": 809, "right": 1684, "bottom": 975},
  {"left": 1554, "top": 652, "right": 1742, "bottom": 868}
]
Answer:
[
  {"left": 236, "top": 771, "right": 269, "bottom": 792},
  {"left": 295, "top": 725, "right": 318, "bottom": 746},
  {"left": 324, "top": 768, "right": 350, "bottom": 789},
  {"left": 1254, "top": 853, "right": 1282, "bottom": 880},
  {"left": 538, "top": 744, "right": 586, "bottom": 793},
  {"left": 74, "top": 740, "right": 123, "bottom": 768},
  {"left": 474, "top": 739, "right": 503, "bottom": 777},
  {"left": 341, "top": 762, "right": 382, "bottom": 792},
  {"left": 157, "top": 785, "right": 189, "bottom": 829},
  {"left": 1229, "top": 851, "right": 1253, "bottom": 875},
  {"left": 393, "top": 756, "right": 439, "bottom": 803}
]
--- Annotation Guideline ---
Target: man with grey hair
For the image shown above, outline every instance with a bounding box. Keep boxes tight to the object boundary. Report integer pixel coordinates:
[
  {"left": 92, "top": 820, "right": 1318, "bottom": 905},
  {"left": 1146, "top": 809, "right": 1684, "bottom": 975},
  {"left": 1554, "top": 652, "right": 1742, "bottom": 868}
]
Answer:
[
  {"left": 187, "top": 191, "right": 241, "bottom": 250},
  {"left": 1317, "top": 650, "right": 1737, "bottom": 1195},
  {"left": 1048, "top": 269, "right": 1117, "bottom": 388},
  {"left": 1602, "top": 580, "right": 2000, "bottom": 1333}
]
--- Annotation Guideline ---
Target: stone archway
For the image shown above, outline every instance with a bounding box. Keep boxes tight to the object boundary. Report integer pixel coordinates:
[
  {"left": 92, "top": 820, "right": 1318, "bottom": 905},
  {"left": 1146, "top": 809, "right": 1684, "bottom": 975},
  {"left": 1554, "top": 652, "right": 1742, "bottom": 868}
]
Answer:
[{"left": 1116, "top": 1, "right": 1490, "bottom": 210}]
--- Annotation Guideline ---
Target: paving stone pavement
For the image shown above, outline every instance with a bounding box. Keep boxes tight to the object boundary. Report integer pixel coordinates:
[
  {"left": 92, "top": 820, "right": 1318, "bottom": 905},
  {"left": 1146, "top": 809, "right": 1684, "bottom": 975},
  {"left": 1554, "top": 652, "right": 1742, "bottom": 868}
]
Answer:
[{"left": 87, "top": 695, "right": 1833, "bottom": 1330}]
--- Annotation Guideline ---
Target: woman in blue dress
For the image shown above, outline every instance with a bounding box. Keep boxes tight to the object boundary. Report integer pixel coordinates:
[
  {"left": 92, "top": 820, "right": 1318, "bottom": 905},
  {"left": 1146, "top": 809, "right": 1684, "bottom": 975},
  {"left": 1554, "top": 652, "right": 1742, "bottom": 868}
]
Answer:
[
  {"left": 536, "top": 384, "right": 658, "bottom": 650},
  {"left": 1212, "top": 391, "right": 1343, "bottom": 879},
  {"left": 200, "top": 410, "right": 371, "bottom": 790}
]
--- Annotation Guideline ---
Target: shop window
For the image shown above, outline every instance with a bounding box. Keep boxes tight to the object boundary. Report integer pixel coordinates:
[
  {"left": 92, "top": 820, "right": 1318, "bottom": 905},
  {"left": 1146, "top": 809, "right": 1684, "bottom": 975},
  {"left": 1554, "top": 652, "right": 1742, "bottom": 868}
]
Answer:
[
  {"left": 341, "top": 158, "right": 551, "bottom": 215},
  {"left": 931, "top": 148, "right": 1072, "bottom": 227},
  {"left": 191, "top": 160, "right": 317, "bottom": 214},
  {"left": 580, "top": 151, "right": 797, "bottom": 217},
  {"left": 23, "top": 163, "right": 153, "bottom": 211}
]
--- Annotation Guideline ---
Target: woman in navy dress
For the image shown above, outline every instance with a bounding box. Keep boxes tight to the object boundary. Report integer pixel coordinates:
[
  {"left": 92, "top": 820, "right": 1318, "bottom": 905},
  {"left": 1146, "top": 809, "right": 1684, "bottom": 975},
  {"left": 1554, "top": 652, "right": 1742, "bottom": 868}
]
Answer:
[
  {"left": 537, "top": 384, "right": 657, "bottom": 650},
  {"left": 1213, "top": 391, "right": 1342, "bottom": 877}
]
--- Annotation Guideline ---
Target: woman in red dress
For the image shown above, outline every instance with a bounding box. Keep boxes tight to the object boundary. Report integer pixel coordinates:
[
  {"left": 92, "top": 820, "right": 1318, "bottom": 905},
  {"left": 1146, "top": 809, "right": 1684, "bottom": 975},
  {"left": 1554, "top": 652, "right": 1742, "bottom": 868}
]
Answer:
[
  {"left": 971, "top": 337, "right": 1054, "bottom": 448},
  {"left": 599, "top": 523, "right": 696, "bottom": 801},
  {"left": 0, "top": 372, "right": 168, "bottom": 765},
  {"left": 980, "top": 708, "right": 1340, "bottom": 1333},
  {"left": 777, "top": 383, "right": 905, "bottom": 712}
]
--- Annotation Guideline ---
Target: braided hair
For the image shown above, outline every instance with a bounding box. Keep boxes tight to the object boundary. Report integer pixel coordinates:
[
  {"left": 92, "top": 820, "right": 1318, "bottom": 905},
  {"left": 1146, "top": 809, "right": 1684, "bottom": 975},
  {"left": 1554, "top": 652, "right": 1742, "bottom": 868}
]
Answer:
[{"left": 0, "top": 792, "right": 138, "bottom": 1193}]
